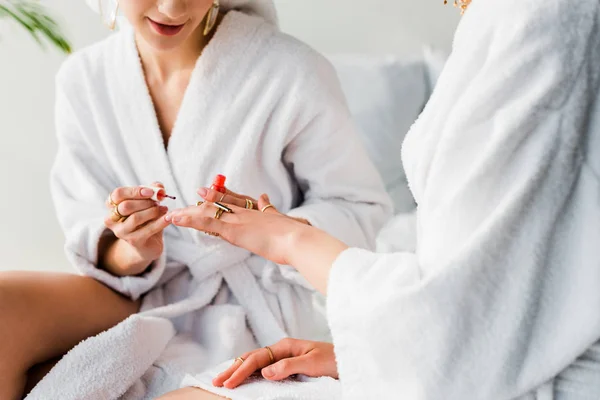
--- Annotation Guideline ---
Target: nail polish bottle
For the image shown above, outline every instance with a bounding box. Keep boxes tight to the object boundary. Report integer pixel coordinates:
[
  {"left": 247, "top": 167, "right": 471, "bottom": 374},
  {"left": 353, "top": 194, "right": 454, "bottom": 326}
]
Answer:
[{"left": 210, "top": 175, "right": 227, "bottom": 194}]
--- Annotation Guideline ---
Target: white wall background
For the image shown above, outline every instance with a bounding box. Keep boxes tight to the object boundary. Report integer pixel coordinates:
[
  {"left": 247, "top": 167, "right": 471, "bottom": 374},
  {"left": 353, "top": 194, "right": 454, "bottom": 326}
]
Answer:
[{"left": 0, "top": 0, "right": 459, "bottom": 273}]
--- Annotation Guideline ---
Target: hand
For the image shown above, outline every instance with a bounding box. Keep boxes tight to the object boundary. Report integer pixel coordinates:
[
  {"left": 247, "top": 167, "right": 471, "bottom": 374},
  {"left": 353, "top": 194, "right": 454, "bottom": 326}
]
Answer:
[
  {"left": 212, "top": 338, "right": 338, "bottom": 389},
  {"left": 103, "top": 183, "right": 171, "bottom": 273},
  {"left": 166, "top": 194, "right": 309, "bottom": 265},
  {"left": 197, "top": 187, "right": 311, "bottom": 225}
]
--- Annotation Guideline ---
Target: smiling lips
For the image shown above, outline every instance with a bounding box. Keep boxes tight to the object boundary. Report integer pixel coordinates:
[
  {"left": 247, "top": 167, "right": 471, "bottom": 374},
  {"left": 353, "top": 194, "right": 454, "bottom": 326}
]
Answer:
[{"left": 148, "top": 18, "right": 185, "bottom": 36}]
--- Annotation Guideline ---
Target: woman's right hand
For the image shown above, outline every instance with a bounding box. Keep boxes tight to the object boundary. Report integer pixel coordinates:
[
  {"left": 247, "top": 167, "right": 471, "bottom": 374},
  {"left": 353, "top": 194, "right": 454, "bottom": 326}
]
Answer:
[
  {"left": 102, "top": 183, "right": 171, "bottom": 275},
  {"left": 212, "top": 339, "right": 339, "bottom": 389}
]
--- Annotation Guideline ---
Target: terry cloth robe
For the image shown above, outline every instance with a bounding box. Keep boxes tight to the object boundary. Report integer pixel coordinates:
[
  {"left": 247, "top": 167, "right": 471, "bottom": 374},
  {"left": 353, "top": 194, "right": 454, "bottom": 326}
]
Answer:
[
  {"left": 28, "top": 5, "right": 392, "bottom": 400},
  {"left": 325, "top": 0, "right": 600, "bottom": 399}
]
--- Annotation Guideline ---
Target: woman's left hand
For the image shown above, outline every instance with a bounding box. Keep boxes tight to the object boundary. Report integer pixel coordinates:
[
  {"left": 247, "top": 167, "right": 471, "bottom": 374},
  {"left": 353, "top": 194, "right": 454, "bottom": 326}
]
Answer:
[
  {"left": 212, "top": 338, "right": 338, "bottom": 389},
  {"left": 165, "top": 195, "right": 310, "bottom": 265},
  {"left": 197, "top": 187, "right": 311, "bottom": 226}
]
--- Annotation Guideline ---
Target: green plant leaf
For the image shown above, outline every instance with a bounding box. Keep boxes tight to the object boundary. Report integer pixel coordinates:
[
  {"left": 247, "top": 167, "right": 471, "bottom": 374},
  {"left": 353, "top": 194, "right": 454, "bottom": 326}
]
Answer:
[{"left": 0, "top": 0, "right": 72, "bottom": 54}]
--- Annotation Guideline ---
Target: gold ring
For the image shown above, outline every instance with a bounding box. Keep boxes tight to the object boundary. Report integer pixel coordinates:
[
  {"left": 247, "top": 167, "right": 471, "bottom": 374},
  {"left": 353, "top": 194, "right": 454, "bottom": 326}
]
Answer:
[
  {"left": 261, "top": 204, "right": 275, "bottom": 213},
  {"left": 245, "top": 199, "right": 254, "bottom": 210},
  {"left": 214, "top": 207, "right": 225, "bottom": 220},
  {"left": 235, "top": 357, "right": 245, "bottom": 364},
  {"left": 196, "top": 201, "right": 204, "bottom": 206},
  {"left": 264, "top": 346, "right": 275, "bottom": 364},
  {"left": 112, "top": 206, "right": 127, "bottom": 223},
  {"left": 108, "top": 193, "right": 118, "bottom": 207},
  {"left": 219, "top": 193, "right": 226, "bottom": 202}
]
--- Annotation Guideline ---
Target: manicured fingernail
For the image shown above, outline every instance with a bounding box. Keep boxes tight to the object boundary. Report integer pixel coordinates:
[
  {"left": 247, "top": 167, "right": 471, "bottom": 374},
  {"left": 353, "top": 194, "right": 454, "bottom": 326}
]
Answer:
[
  {"left": 141, "top": 188, "right": 154, "bottom": 197},
  {"left": 262, "top": 367, "right": 274, "bottom": 378},
  {"left": 159, "top": 206, "right": 168, "bottom": 213},
  {"left": 164, "top": 214, "right": 172, "bottom": 222},
  {"left": 198, "top": 187, "right": 208, "bottom": 197}
]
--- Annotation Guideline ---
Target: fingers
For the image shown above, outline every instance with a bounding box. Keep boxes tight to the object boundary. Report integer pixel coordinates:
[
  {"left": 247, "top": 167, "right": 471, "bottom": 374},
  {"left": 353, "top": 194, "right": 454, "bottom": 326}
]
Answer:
[
  {"left": 133, "top": 208, "right": 171, "bottom": 238},
  {"left": 116, "top": 200, "right": 157, "bottom": 217},
  {"left": 216, "top": 348, "right": 274, "bottom": 389},
  {"left": 166, "top": 204, "right": 235, "bottom": 236},
  {"left": 212, "top": 354, "right": 251, "bottom": 388},
  {"left": 197, "top": 188, "right": 256, "bottom": 209},
  {"left": 258, "top": 194, "right": 278, "bottom": 214},
  {"left": 212, "top": 339, "right": 308, "bottom": 389},
  {"left": 114, "top": 206, "right": 168, "bottom": 237},
  {"left": 261, "top": 354, "right": 315, "bottom": 381},
  {"left": 109, "top": 186, "right": 156, "bottom": 205}
]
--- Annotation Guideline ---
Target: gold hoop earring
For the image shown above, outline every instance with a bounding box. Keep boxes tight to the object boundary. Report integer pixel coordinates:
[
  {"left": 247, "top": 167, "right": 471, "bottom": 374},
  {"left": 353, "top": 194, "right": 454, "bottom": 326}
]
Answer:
[
  {"left": 99, "top": 0, "right": 119, "bottom": 30},
  {"left": 203, "top": 0, "right": 220, "bottom": 36},
  {"left": 444, "top": 0, "right": 472, "bottom": 15}
]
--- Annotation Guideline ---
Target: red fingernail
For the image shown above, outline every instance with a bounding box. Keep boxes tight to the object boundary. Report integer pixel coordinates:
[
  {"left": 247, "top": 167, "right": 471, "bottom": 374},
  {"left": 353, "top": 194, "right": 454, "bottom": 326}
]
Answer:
[{"left": 159, "top": 206, "right": 168, "bottom": 213}]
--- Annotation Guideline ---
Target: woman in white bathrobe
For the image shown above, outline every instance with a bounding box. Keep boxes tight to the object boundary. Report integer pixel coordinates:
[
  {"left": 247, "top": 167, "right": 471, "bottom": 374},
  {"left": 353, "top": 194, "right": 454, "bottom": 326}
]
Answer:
[
  {"left": 166, "top": 0, "right": 600, "bottom": 398},
  {"left": 0, "top": 1, "right": 392, "bottom": 399}
]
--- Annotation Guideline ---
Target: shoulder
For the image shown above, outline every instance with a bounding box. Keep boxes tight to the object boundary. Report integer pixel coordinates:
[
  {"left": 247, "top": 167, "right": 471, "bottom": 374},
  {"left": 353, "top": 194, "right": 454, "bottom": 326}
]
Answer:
[
  {"left": 245, "top": 18, "right": 345, "bottom": 106},
  {"left": 459, "top": 0, "right": 599, "bottom": 49}
]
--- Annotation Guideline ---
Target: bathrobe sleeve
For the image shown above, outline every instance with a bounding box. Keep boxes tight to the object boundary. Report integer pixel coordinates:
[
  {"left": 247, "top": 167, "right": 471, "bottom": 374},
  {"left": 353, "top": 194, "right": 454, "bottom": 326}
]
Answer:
[
  {"left": 327, "top": 0, "right": 600, "bottom": 398},
  {"left": 283, "top": 52, "right": 393, "bottom": 250},
  {"left": 50, "top": 62, "right": 166, "bottom": 300}
]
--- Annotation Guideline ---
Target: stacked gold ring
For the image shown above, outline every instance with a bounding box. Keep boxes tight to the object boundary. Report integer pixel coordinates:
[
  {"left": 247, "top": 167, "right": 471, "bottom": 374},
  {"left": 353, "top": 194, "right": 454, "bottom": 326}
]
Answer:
[{"left": 245, "top": 199, "right": 254, "bottom": 210}]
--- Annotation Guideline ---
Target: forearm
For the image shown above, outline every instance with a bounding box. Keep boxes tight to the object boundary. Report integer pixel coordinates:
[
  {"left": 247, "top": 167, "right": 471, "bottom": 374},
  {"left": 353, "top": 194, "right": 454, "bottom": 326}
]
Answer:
[
  {"left": 288, "top": 225, "right": 349, "bottom": 295},
  {"left": 98, "top": 234, "right": 152, "bottom": 277}
]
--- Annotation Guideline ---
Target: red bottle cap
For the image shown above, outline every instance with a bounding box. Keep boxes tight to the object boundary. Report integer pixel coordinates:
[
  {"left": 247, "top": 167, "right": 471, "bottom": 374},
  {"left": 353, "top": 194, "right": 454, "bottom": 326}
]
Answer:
[{"left": 212, "top": 174, "right": 226, "bottom": 188}]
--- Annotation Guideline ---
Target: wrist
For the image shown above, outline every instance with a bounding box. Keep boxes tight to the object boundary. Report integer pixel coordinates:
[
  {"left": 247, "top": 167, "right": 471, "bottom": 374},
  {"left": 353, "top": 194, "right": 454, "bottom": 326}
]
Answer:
[
  {"left": 287, "top": 224, "right": 349, "bottom": 294},
  {"left": 102, "top": 238, "right": 154, "bottom": 277}
]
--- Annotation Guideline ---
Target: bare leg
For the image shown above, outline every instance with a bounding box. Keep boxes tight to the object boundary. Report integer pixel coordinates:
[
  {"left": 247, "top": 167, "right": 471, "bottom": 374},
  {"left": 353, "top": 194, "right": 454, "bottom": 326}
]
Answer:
[
  {"left": 0, "top": 271, "right": 140, "bottom": 400},
  {"left": 157, "top": 387, "right": 229, "bottom": 400}
]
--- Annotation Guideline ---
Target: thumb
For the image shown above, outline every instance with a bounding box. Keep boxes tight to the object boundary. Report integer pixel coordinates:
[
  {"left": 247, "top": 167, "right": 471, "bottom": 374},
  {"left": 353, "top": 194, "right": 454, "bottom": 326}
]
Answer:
[{"left": 261, "top": 354, "right": 315, "bottom": 381}]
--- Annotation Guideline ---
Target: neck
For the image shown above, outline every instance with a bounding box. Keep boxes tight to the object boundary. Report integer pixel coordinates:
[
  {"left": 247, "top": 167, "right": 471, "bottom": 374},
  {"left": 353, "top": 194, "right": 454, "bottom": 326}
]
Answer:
[{"left": 136, "top": 24, "right": 207, "bottom": 82}]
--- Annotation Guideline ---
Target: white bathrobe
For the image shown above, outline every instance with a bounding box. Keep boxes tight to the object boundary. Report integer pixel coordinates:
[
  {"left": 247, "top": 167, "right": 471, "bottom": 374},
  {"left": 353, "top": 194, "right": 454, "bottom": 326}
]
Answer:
[
  {"left": 28, "top": 5, "right": 391, "bottom": 400},
  {"left": 326, "top": 0, "right": 600, "bottom": 399}
]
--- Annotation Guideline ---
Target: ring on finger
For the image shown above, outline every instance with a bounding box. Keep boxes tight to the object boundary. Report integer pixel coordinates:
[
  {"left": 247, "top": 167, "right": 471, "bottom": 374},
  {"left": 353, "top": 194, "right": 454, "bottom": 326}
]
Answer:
[
  {"left": 197, "top": 201, "right": 204, "bottom": 206},
  {"left": 112, "top": 205, "right": 127, "bottom": 223},
  {"left": 261, "top": 204, "right": 275, "bottom": 213},
  {"left": 235, "top": 357, "right": 245, "bottom": 364},
  {"left": 264, "top": 346, "right": 275, "bottom": 364},
  {"left": 108, "top": 193, "right": 119, "bottom": 208},
  {"left": 245, "top": 198, "right": 254, "bottom": 210}
]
